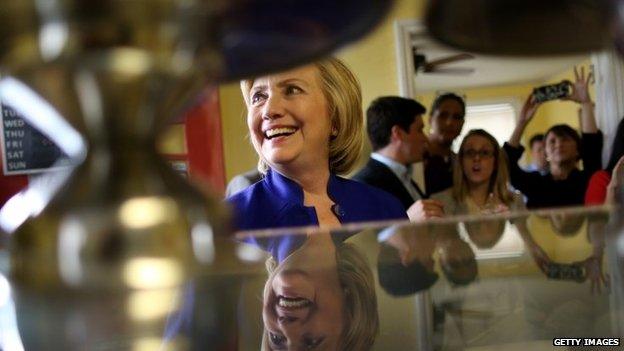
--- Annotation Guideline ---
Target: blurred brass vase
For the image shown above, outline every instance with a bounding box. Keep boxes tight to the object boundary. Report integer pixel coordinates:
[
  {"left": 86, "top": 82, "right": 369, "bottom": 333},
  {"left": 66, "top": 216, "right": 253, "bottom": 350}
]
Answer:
[{"left": 0, "top": 0, "right": 394, "bottom": 349}]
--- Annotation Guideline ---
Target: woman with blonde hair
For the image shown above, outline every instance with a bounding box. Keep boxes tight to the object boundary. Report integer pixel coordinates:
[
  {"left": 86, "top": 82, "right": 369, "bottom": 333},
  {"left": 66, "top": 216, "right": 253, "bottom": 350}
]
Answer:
[
  {"left": 260, "top": 232, "right": 378, "bottom": 350},
  {"left": 228, "top": 57, "right": 406, "bottom": 230},
  {"left": 433, "top": 129, "right": 524, "bottom": 215}
]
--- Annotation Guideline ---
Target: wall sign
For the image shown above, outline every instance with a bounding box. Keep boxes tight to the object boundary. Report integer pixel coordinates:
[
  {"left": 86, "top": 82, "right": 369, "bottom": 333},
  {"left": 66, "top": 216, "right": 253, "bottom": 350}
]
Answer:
[{"left": 1, "top": 104, "right": 72, "bottom": 175}]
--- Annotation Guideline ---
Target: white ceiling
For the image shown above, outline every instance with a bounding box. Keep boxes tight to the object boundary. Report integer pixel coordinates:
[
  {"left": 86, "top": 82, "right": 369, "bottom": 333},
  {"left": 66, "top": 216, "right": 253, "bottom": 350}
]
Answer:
[{"left": 411, "top": 33, "right": 589, "bottom": 93}]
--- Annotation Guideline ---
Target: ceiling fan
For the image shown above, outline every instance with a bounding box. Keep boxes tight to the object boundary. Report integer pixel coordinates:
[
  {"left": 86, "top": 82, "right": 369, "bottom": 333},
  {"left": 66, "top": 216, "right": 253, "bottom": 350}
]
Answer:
[{"left": 413, "top": 48, "right": 475, "bottom": 75}]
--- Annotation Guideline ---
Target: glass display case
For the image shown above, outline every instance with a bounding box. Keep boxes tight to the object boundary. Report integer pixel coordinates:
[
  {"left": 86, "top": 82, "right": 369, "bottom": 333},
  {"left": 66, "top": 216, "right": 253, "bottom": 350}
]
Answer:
[
  {"left": 5, "top": 206, "right": 618, "bottom": 350},
  {"left": 228, "top": 205, "right": 622, "bottom": 350}
]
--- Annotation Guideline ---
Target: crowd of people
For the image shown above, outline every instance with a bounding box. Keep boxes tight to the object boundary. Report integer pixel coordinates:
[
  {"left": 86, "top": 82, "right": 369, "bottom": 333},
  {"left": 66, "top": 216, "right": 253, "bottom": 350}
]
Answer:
[
  {"left": 219, "top": 57, "right": 622, "bottom": 350},
  {"left": 227, "top": 58, "right": 624, "bottom": 232}
]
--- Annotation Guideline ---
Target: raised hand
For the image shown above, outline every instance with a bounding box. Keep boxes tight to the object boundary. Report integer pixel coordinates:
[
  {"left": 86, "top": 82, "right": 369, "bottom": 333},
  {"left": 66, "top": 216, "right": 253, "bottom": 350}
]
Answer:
[
  {"left": 519, "top": 93, "right": 541, "bottom": 125},
  {"left": 610, "top": 155, "right": 624, "bottom": 188},
  {"left": 582, "top": 256, "right": 610, "bottom": 294},
  {"left": 565, "top": 65, "right": 593, "bottom": 104}
]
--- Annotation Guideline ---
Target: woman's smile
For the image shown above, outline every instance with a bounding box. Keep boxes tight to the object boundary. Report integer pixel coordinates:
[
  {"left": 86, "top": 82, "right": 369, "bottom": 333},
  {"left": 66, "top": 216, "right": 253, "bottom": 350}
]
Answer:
[{"left": 264, "top": 126, "right": 299, "bottom": 140}]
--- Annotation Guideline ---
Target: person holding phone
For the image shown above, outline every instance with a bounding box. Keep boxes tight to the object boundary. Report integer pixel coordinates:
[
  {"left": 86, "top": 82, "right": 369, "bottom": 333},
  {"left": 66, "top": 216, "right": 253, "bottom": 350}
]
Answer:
[{"left": 503, "top": 66, "right": 603, "bottom": 208}]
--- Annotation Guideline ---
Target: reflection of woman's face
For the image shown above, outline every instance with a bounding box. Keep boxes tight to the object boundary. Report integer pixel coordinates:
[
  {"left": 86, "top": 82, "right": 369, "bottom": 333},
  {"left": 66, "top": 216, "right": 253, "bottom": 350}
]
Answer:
[
  {"left": 263, "top": 233, "right": 344, "bottom": 350},
  {"left": 461, "top": 135, "right": 496, "bottom": 187},
  {"left": 246, "top": 65, "right": 332, "bottom": 173}
]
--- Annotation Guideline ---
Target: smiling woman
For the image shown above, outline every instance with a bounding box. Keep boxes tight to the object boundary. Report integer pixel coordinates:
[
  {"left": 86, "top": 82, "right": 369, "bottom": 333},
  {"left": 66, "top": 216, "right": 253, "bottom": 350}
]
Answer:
[
  {"left": 261, "top": 233, "right": 378, "bottom": 351},
  {"left": 227, "top": 58, "right": 408, "bottom": 231}
]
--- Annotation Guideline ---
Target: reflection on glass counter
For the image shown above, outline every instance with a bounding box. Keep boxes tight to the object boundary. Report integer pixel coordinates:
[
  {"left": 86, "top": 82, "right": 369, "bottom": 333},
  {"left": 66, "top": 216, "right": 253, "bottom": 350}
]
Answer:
[
  {"left": 1, "top": 206, "right": 622, "bottom": 350},
  {"left": 231, "top": 206, "right": 621, "bottom": 350}
]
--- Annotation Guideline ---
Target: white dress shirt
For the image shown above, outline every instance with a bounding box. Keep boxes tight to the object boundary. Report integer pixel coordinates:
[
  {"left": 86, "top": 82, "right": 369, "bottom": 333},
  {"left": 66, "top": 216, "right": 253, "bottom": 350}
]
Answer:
[{"left": 371, "top": 152, "right": 423, "bottom": 202}]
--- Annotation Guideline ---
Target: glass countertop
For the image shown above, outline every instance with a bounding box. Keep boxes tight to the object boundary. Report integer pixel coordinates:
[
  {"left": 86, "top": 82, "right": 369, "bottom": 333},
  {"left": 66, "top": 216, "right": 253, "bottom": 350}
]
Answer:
[{"left": 1, "top": 205, "right": 622, "bottom": 350}]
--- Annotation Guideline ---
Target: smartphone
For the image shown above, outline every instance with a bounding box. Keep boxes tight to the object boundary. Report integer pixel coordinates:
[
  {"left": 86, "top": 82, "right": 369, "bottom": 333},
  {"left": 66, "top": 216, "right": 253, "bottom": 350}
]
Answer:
[
  {"left": 532, "top": 81, "right": 572, "bottom": 103},
  {"left": 545, "top": 262, "right": 585, "bottom": 282}
]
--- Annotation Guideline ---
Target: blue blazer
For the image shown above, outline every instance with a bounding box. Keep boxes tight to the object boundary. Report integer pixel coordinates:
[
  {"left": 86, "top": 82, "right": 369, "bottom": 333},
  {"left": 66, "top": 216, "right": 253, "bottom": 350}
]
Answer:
[{"left": 226, "top": 168, "right": 408, "bottom": 231}]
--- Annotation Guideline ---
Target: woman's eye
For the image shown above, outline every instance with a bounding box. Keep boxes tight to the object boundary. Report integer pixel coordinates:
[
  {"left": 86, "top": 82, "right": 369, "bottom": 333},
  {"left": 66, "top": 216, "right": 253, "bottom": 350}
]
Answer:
[
  {"left": 251, "top": 92, "right": 266, "bottom": 104},
  {"left": 269, "top": 332, "right": 286, "bottom": 346},
  {"left": 285, "top": 85, "right": 303, "bottom": 95}
]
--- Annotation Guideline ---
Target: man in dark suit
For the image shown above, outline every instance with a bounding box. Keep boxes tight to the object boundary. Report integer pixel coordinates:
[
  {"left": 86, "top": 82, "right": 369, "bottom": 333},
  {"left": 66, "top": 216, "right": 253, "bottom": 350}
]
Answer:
[{"left": 353, "top": 96, "right": 444, "bottom": 220}]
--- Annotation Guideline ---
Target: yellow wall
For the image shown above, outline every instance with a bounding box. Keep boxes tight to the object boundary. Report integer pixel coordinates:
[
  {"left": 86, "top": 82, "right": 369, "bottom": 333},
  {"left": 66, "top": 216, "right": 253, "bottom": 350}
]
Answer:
[{"left": 219, "top": 82, "right": 255, "bottom": 182}]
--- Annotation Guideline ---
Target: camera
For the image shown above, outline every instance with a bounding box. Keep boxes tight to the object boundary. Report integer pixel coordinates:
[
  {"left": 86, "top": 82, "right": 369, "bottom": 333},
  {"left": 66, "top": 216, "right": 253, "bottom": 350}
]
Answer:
[{"left": 532, "top": 80, "right": 572, "bottom": 103}]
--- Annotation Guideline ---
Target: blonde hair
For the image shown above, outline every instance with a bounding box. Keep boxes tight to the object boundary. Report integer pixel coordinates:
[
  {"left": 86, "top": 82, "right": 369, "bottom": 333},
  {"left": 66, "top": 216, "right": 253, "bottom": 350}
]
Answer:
[
  {"left": 241, "top": 57, "right": 363, "bottom": 175},
  {"left": 452, "top": 129, "right": 513, "bottom": 205},
  {"left": 261, "top": 243, "right": 379, "bottom": 351}
]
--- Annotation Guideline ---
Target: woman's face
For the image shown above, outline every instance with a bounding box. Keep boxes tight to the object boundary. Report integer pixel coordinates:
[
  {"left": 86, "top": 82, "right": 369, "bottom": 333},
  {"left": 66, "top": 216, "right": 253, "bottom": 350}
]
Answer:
[
  {"left": 461, "top": 135, "right": 496, "bottom": 187},
  {"left": 545, "top": 132, "right": 578, "bottom": 165},
  {"left": 430, "top": 99, "right": 465, "bottom": 144},
  {"left": 246, "top": 65, "right": 332, "bottom": 174},
  {"left": 263, "top": 234, "right": 344, "bottom": 350}
]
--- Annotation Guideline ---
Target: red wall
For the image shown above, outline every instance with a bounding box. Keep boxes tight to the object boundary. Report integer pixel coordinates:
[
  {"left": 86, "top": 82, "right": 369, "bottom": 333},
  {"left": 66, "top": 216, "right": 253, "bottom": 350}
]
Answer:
[{"left": 179, "top": 87, "right": 227, "bottom": 195}]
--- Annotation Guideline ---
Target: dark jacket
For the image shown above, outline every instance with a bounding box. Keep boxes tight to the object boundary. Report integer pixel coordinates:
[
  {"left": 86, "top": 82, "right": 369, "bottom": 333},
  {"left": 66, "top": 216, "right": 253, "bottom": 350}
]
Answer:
[
  {"left": 503, "top": 132, "right": 603, "bottom": 208},
  {"left": 352, "top": 158, "right": 425, "bottom": 210}
]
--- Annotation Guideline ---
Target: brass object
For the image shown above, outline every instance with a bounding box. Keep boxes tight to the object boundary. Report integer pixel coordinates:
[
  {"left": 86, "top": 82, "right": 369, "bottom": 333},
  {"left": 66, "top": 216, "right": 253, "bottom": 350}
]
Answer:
[{"left": 0, "top": 0, "right": 394, "bottom": 348}]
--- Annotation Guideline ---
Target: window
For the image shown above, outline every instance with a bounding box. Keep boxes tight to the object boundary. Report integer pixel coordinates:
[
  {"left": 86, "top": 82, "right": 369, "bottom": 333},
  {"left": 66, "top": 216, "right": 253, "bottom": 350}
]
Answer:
[{"left": 452, "top": 102, "right": 517, "bottom": 152}]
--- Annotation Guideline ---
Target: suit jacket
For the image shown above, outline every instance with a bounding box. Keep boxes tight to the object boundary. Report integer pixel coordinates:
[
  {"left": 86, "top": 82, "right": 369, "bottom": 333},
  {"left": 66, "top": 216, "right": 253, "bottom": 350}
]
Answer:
[{"left": 352, "top": 158, "right": 424, "bottom": 211}]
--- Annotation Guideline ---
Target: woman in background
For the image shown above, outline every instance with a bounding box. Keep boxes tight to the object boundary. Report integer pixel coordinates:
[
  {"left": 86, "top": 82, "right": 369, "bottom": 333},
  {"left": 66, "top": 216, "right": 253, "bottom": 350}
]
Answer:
[
  {"left": 585, "top": 117, "right": 624, "bottom": 205},
  {"left": 228, "top": 57, "right": 406, "bottom": 231},
  {"left": 433, "top": 129, "right": 524, "bottom": 216}
]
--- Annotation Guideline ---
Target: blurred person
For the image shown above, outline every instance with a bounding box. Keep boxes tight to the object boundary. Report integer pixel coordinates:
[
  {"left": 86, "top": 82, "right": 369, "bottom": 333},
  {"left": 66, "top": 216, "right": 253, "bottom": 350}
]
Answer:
[
  {"left": 377, "top": 226, "right": 439, "bottom": 296},
  {"left": 436, "top": 230, "right": 478, "bottom": 286},
  {"left": 518, "top": 213, "right": 609, "bottom": 293},
  {"left": 464, "top": 219, "right": 506, "bottom": 249},
  {"left": 353, "top": 96, "right": 444, "bottom": 220},
  {"left": 228, "top": 58, "right": 407, "bottom": 231},
  {"left": 585, "top": 117, "right": 624, "bottom": 205},
  {"left": 261, "top": 232, "right": 378, "bottom": 350},
  {"left": 424, "top": 93, "right": 466, "bottom": 195},
  {"left": 549, "top": 213, "right": 586, "bottom": 236},
  {"left": 504, "top": 66, "right": 603, "bottom": 208},
  {"left": 433, "top": 129, "right": 525, "bottom": 216},
  {"left": 524, "top": 133, "right": 549, "bottom": 175}
]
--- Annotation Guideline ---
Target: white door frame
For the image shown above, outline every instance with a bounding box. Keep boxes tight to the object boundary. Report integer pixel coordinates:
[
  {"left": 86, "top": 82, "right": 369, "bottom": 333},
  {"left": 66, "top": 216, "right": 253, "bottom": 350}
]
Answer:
[{"left": 394, "top": 19, "right": 425, "bottom": 98}]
